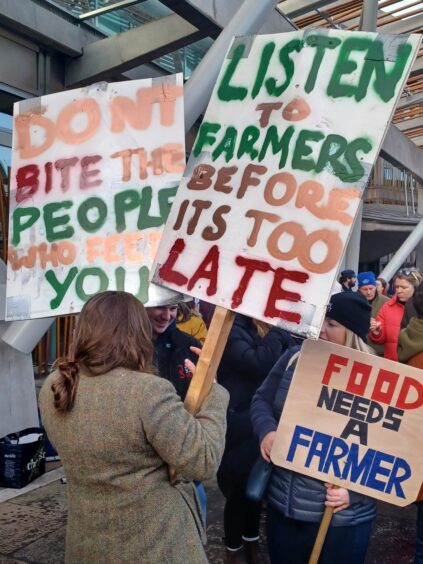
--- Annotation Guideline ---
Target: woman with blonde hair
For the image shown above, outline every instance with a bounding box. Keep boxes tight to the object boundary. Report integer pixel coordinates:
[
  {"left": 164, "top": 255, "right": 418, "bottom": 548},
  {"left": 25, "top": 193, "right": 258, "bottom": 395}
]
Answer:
[
  {"left": 177, "top": 300, "right": 208, "bottom": 345},
  {"left": 39, "top": 291, "right": 229, "bottom": 564},
  {"left": 251, "top": 292, "right": 377, "bottom": 564}
]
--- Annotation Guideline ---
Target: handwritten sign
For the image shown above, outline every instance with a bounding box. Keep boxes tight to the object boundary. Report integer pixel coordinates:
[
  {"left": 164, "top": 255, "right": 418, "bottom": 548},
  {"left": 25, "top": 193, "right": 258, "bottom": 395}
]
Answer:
[
  {"left": 271, "top": 339, "right": 423, "bottom": 506},
  {"left": 6, "top": 76, "right": 185, "bottom": 319},
  {"left": 152, "top": 31, "right": 420, "bottom": 337}
]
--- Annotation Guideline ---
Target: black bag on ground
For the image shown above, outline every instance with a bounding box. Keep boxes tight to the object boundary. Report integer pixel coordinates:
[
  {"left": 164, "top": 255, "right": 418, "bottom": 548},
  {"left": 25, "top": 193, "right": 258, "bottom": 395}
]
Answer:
[
  {"left": 246, "top": 458, "right": 273, "bottom": 502},
  {"left": 0, "top": 427, "right": 46, "bottom": 488}
]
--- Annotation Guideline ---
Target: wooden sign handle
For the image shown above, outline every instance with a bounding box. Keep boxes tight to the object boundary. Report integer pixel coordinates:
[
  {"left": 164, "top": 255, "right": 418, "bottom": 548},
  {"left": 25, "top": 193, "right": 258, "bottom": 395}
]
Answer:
[
  {"left": 308, "top": 506, "right": 334, "bottom": 564},
  {"left": 170, "top": 305, "right": 235, "bottom": 483},
  {"left": 184, "top": 306, "right": 235, "bottom": 414}
]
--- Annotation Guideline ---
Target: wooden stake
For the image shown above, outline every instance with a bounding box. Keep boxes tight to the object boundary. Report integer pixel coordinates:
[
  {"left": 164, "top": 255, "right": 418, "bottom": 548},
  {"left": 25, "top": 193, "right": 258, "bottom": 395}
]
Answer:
[
  {"left": 308, "top": 507, "right": 334, "bottom": 564},
  {"left": 170, "top": 305, "right": 235, "bottom": 482}
]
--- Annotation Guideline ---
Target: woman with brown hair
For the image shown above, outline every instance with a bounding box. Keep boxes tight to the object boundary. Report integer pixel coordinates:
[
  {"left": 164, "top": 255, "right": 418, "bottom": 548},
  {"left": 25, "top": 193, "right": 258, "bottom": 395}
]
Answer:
[{"left": 39, "top": 291, "right": 229, "bottom": 564}]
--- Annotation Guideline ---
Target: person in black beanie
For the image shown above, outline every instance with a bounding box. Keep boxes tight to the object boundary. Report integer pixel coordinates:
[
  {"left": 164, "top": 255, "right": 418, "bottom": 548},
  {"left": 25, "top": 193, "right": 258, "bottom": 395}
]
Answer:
[
  {"left": 251, "top": 292, "right": 376, "bottom": 564},
  {"left": 326, "top": 291, "right": 372, "bottom": 350},
  {"left": 339, "top": 269, "right": 357, "bottom": 292}
]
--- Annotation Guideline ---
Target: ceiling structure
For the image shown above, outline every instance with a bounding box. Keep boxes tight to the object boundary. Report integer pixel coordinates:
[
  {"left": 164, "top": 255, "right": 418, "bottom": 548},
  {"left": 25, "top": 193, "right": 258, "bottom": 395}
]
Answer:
[
  {"left": 45, "top": 0, "right": 423, "bottom": 154},
  {"left": 0, "top": 0, "right": 420, "bottom": 178},
  {"left": 277, "top": 0, "right": 423, "bottom": 149}
]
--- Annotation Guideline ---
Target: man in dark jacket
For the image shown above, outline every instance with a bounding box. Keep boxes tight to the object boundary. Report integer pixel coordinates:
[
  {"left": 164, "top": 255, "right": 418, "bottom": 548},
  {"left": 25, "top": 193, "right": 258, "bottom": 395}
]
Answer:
[
  {"left": 339, "top": 269, "right": 357, "bottom": 292},
  {"left": 357, "top": 271, "right": 389, "bottom": 318},
  {"left": 146, "top": 303, "right": 200, "bottom": 400}
]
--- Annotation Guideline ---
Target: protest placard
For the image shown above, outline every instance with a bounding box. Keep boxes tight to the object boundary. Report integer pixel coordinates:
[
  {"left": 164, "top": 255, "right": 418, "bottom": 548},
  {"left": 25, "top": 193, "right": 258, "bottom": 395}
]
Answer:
[
  {"left": 271, "top": 339, "right": 423, "bottom": 506},
  {"left": 6, "top": 76, "right": 185, "bottom": 320},
  {"left": 152, "top": 30, "right": 421, "bottom": 338}
]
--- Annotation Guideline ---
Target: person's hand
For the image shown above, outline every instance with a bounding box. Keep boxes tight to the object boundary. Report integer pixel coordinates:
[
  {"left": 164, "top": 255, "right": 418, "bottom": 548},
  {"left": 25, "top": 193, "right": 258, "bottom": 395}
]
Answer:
[
  {"left": 184, "top": 346, "right": 202, "bottom": 376},
  {"left": 369, "top": 318, "right": 381, "bottom": 335},
  {"left": 324, "top": 484, "right": 350, "bottom": 513},
  {"left": 260, "top": 431, "right": 276, "bottom": 462}
]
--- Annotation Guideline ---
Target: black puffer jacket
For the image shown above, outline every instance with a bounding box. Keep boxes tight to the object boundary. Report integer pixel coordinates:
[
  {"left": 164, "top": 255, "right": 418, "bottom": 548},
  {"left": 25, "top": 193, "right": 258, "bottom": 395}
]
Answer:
[
  {"left": 217, "top": 315, "right": 295, "bottom": 479},
  {"left": 154, "top": 321, "right": 200, "bottom": 400}
]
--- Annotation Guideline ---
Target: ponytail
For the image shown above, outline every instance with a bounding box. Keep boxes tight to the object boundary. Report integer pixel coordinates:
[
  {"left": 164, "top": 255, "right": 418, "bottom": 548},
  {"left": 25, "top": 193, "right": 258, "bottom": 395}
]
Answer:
[{"left": 51, "top": 359, "right": 80, "bottom": 413}]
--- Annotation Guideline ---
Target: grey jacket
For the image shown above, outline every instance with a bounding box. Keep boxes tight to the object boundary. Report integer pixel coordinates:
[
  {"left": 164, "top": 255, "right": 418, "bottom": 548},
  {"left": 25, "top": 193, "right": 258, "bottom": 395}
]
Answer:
[
  {"left": 251, "top": 347, "right": 377, "bottom": 526},
  {"left": 40, "top": 368, "right": 229, "bottom": 563}
]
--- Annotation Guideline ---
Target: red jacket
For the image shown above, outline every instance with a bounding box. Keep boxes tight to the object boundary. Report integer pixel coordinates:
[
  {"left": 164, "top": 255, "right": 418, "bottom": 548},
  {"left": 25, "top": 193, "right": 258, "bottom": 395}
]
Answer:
[{"left": 369, "top": 296, "right": 404, "bottom": 361}]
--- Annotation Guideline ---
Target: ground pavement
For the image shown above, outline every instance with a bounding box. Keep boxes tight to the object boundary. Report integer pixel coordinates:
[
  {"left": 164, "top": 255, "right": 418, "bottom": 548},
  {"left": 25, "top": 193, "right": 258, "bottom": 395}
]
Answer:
[{"left": 0, "top": 466, "right": 418, "bottom": 563}]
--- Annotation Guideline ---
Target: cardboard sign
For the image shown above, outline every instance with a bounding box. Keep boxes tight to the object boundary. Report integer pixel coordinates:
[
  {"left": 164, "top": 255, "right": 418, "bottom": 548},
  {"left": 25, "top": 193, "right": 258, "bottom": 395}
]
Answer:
[
  {"left": 152, "top": 30, "right": 421, "bottom": 338},
  {"left": 6, "top": 76, "right": 185, "bottom": 319},
  {"left": 271, "top": 339, "right": 423, "bottom": 506}
]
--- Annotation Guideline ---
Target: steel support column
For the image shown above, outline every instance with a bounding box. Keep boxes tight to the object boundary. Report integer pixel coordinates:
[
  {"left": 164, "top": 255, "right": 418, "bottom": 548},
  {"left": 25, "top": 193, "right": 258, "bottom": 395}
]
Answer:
[
  {"left": 184, "top": 0, "right": 279, "bottom": 132},
  {"left": 379, "top": 220, "right": 423, "bottom": 282},
  {"left": 343, "top": 0, "right": 378, "bottom": 274}
]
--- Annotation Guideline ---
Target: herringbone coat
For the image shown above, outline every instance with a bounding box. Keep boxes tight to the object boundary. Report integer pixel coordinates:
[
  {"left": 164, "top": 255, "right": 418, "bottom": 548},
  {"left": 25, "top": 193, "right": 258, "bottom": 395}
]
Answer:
[{"left": 39, "top": 368, "right": 229, "bottom": 563}]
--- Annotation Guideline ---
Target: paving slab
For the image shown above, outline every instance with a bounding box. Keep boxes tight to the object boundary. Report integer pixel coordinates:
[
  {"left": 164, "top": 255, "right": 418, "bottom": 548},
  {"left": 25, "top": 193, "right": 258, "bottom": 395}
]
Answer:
[
  {"left": 13, "top": 526, "right": 66, "bottom": 564},
  {"left": 0, "top": 501, "right": 65, "bottom": 554},
  {"left": 9, "top": 481, "right": 67, "bottom": 513},
  {"left": 0, "top": 473, "right": 418, "bottom": 563}
]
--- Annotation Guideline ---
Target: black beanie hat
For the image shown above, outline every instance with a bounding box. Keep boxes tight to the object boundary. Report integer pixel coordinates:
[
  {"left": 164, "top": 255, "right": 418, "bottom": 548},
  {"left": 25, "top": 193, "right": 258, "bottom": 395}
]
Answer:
[{"left": 326, "top": 292, "right": 371, "bottom": 342}]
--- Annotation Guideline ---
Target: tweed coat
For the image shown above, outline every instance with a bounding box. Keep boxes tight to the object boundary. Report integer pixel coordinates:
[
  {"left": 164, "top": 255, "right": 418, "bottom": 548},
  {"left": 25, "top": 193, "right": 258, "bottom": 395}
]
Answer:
[{"left": 39, "top": 368, "right": 229, "bottom": 564}]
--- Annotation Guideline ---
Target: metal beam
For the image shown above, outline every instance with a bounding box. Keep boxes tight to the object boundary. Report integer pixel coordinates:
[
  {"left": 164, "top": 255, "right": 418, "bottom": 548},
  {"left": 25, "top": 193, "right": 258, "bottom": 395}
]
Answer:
[
  {"left": 379, "top": 220, "right": 423, "bottom": 282},
  {"left": 184, "top": 0, "right": 280, "bottom": 132},
  {"left": 411, "top": 58, "right": 423, "bottom": 74},
  {"left": 158, "top": 0, "right": 222, "bottom": 38},
  {"left": 397, "top": 92, "right": 423, "bottom": 109},
  {"left": 396, "top": 116, "right": 423, "bottom": 132},
  {"left": 277, "top": 0, "right": 338, "bottom": 19},
  {"left": 0, "top": 0, "right": 101, "bottom": 56},
  {"left": 78, "top": 0, "right": 142, "bottom": 21},
  {"left": 65, "top": 14, "right": 203, "bottom": 87},
  {"left": 163, "top": 0, "right": 296, "bottom": 34},
  {"left": 359, "top": 0, "right": 378, "bottom": 32},
  {"left": 344, "top": 0, "right": 378, "bottom": 275},
  {"left": 380, "top": 13, "right": 423, "bottom": 34},
  {"left": 412, "top": 135, "right": 423, "bottom": 146}
]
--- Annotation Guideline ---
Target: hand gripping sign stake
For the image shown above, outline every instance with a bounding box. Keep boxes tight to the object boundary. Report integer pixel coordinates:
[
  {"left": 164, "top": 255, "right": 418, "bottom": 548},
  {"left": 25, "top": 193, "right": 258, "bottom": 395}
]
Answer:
[{"left": 169, "top": 305, "right": 235, "bottom": 483}]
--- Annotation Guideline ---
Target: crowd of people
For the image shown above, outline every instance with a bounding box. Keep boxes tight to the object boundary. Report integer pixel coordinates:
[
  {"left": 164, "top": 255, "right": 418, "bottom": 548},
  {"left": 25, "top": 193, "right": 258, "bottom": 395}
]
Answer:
[{"left": 38, "top": 264, "right": 423, "bottom": 564}]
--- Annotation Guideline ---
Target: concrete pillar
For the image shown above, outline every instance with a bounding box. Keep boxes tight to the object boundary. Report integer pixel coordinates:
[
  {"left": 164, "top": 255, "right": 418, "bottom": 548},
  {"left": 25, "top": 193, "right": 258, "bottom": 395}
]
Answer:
[{"left": 0, "top": 261, "right": 38, "bottom": 436}]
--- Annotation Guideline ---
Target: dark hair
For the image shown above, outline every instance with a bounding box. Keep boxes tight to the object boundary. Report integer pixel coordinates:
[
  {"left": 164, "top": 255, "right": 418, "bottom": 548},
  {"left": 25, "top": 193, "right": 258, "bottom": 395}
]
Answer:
[
  {"left": 52, "top": 291, "right": 155, "bottom": 413},
  {"left": 413, "top": 281, "right": 423, "bottom": 318},
  {"left": 376, "top": 277, "right": 387, "bottom": 290},
  {"left": 339, "top": 269, "right": 356, "bottom": 284}
]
